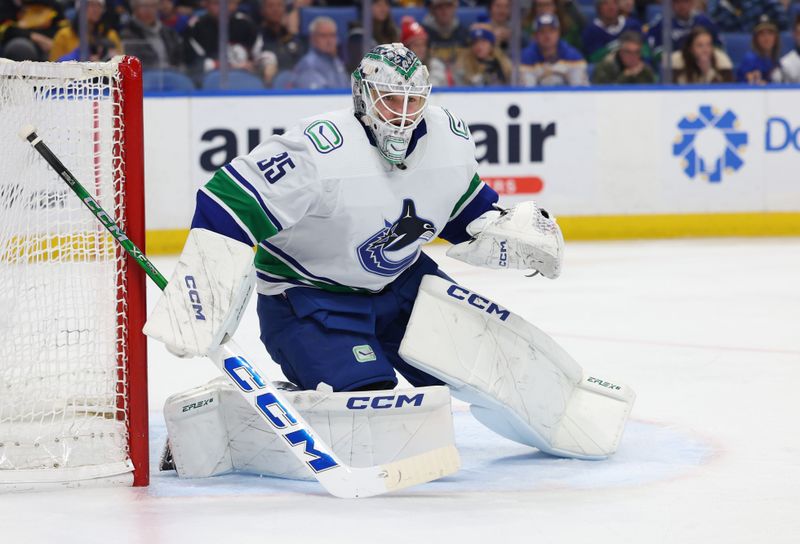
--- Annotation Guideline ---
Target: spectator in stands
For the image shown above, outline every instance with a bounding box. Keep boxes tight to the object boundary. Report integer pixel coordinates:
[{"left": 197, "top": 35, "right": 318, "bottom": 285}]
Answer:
[
  {"left": 371, "top": 0, "right": 399, "bottom": 45},
  {"left": 256, "top": 0, "right": 306, "bottom": 75},
  {"left": 736, "top": 15, "right": 784, "bottom": 83},
  {"left": 183, "top": 0, "right": 260, "bottom": 76},
  {"left": 710, "top": 0, "right": 789, "bottom": 32},
  {"left": 290, "top": 16, "right": 349, "bottom": 89},
  {"left": 779, "top": 15, "right": 800, "bottom": 82},
  {"left": 422, "top": 0, "right": 469, "bottom": 67},
  {"left": 121, "top": 0, "right": 183, "bottom": 69},
  {"left": 521, "top": 13, "right": 588, "bottom": 86},
  {"left": 1, "top": 0, "right": 19, "bottom": 25},
  {"left": 452, "top": 23, "right": 511, "bottom": 86},
  {"left": 400, "top": 15, "right": 451, "bottom": 86},
  {"left": 671, "top": 26, "right": 733, "bottom": 83},
  {"left": 592, "top": 30, "right": 657, "bottom": 83},
  {"left": 524, "top": 0, "right": 585, "bottom": 51},
  {"left": 284, "top": 0, "right": 311, "bottom": 36},
  {"left": 487, "top": 0, "right": 512, "bottom": 51},
  {"left": 646, "top": 0, "right": 720, "bottom": 60},
  {"left": 582, "top": 0, "right": 643, "bottom": 63},
  {"left": 159, "top": 0, "right": 191, "bottom": 34},
  {"left": 49, "top": 0, "right": 122, "bottom": 61},
  {"left": 0, "top": 0, "right": 67, "bottom": 61},
  {"left": 617, "top": 0, "right": 636, "bottom": 19},
  {"left": 344, "top": 0, "right": 399, "bottom": 71}
]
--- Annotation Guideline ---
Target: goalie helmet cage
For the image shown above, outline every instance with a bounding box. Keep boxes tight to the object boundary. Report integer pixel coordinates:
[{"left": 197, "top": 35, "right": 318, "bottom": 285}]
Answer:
[{"left": 0, "top": 57, "right": 148, "bottom": 489}]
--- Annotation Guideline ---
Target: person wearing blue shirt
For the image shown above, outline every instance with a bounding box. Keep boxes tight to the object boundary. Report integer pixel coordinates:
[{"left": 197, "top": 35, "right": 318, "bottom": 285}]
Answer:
[
  {"left": 646, "top": 0, "right": 720, "bottom": 59},
  {"left": 521, "top": 14, "right": 588, "bottom": 86},
  {"left": 582, "top": 0, "right": 642, "bottom": 63},
  {"left": 736, "top": 15, "right": 784, "bottom": 83},
  {"left": 710, "top": 0, "right": 789, "bottom": 32},
  {"left": 290, "top": 16, "right": 349, "bottom": 89}
]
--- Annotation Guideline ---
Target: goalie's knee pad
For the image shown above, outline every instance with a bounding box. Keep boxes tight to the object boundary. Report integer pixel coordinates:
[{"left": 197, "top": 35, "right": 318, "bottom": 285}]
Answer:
[
  {"left": 399, "top": 275, "right": 635, "bottom": 460},
  {"left": 162, "top": 377, "right": 455, "bottom": 480}
]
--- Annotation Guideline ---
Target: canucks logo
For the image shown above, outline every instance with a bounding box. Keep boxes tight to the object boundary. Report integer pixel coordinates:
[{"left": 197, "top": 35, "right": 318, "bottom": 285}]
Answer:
[
  {"left": 673, "top": 105, "right": 747, "bottom": 183},
  {"left": 357, "top": 199, "right": 436, "bottom": 277}
]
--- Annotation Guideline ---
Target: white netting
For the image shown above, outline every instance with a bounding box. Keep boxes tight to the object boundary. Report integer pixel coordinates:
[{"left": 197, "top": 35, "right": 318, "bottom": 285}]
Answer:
[{"left": 0, "top": 59, "right": 134, "bottom": 484}]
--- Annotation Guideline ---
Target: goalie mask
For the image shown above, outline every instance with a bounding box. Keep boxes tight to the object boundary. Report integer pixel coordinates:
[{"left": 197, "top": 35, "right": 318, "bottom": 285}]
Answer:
[{"left": 352, "top": 43, "right": 431, "bottom": 165}]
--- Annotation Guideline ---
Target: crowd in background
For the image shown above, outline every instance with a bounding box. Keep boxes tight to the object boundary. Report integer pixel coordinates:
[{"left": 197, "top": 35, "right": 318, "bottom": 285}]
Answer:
[{"left": 1, "top": 0, "right": 799, "bottom": 89}]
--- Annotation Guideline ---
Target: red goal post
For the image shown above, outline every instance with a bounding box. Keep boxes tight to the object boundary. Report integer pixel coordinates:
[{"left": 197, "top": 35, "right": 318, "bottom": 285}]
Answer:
[{"left": 0, "top": 56, "right": 148, "bottom": 489}]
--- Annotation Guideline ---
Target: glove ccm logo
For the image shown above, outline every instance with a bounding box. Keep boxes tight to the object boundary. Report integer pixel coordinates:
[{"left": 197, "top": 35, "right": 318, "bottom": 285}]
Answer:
[
  {"left": 446, "top": 285, "right": 510, "bottom": 321},
  {"left": 498, "top": 240, "right": 508, "bottom": 267},
  {"left": 184, "top": 275, "right": 206, "bottom": 321}
]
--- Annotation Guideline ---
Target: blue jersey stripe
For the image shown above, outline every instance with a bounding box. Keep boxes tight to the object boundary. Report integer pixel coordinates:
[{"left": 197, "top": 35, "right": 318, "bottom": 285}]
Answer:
[
  {"left": 223, "top": 163, "right": 284, "bottom": 231},
  {"left": 260, "top": 240, "right": 343, "bottom": 287},
  {"left": 191, "top": 190, "right": 254, "bottom": 246},
  {"left": 439, "top": 183, "right": 499, "bottom": 244}
]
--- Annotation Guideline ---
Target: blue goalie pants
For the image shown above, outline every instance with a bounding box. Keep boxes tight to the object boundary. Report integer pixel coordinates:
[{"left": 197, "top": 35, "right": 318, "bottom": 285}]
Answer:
[{"left": 257, "top": 252, "right": 448, "bottom": 391}]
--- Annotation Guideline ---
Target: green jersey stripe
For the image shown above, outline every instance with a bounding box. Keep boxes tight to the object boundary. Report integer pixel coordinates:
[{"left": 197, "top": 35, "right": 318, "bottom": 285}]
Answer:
[
  {"left": 255, "top": 247, "right": 371, "bottom": 294},
  {"left": 204, "top": 170, "right": 280, "bottom": 241},
  {"left": 450, "top": 173, "right": 484, "bottom": 219}
]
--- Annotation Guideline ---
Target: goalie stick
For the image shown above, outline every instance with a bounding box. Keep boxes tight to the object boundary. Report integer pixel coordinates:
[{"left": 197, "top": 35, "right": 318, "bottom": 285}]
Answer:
[{"left": 19, "top": 125, "right": 460, "bottom": 498}]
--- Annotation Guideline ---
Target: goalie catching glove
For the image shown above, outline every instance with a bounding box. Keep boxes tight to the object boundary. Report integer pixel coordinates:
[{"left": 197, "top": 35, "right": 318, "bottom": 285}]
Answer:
[
  {"left": 143, "top": 229, "right": 255, "bottom": 358},
  {"left": 446, "top": 201, "right": 564, "bottom": 279}
]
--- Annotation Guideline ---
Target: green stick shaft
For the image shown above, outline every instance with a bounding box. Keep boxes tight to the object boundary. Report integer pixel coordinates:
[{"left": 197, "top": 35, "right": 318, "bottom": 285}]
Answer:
[{"left": 23, "top": 129, "right": 168, "bottom": 291}]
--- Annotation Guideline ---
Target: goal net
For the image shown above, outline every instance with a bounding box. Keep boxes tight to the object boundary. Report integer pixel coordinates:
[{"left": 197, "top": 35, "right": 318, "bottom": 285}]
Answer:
[{"left": 0, "top": 57, "right": 148, "bottom": 489}]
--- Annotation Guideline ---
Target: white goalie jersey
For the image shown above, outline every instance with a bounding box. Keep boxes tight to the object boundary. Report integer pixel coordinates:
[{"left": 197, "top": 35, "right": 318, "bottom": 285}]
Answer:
[{"left": 192, "top": 106, "right": 489, "bottom": 295}]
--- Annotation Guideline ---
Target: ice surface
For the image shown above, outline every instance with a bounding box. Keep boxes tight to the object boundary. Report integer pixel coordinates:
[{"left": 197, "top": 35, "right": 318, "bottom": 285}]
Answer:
[{"left": 2, "top": 239, "right": 799, "bottom": 543}]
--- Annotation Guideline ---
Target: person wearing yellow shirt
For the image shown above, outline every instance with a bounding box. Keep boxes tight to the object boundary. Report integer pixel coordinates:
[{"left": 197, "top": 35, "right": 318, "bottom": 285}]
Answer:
[{"left": 49, "top": 0, "right": 122, "bottom": 61}]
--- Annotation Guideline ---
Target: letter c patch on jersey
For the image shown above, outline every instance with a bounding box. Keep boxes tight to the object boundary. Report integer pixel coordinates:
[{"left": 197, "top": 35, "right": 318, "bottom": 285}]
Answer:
[
  {"left": 304, "top": 120, "right": 344, "bottom": 154},
  {"left": 443, "top": 108, "right": 469, "bottom": 140}
]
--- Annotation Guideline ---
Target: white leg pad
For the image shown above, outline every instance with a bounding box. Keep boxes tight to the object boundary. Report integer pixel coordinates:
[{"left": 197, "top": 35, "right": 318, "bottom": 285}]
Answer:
[
  {"left": 163, "top": 378, "right": 456, "bottom": 480},
  {"left": 399, "top": 275, "right": 635, "bottom": 460}
]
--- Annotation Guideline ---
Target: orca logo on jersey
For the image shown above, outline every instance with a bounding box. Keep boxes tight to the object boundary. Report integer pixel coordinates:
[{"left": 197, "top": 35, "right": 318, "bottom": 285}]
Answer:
[{"left": 357, "top": 199, "right": 436, "bottom": 277}]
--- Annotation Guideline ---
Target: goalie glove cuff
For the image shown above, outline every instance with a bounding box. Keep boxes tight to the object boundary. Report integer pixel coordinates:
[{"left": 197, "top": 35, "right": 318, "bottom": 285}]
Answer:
[{"left": 446, "top": 201, "right": 564, "bottom": 279}]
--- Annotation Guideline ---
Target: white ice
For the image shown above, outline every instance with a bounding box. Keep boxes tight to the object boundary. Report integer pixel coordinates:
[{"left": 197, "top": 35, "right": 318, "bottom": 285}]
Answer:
[{"left": 2, "top": 238, "right": 799, "bottom": 543}]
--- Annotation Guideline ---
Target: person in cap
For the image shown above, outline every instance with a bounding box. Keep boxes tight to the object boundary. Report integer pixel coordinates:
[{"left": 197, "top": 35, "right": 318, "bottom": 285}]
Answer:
[
  {"left": 49, "top": 0, "right": 122, "bottom": 61},
  {"left": 452, "top": 23, "right": 511, "bottom": 86},
  {"left": 523, "top": 0, "right": 586, "bottom": 52},
  {"left": 521, "top": 13, "right": 588, "bottom": 86},
  {"left": 400, "top": 15, "right": 451, "bottom": 87},
  {"left": 736, "top": 14, "right": 784, "bottom": 83}
]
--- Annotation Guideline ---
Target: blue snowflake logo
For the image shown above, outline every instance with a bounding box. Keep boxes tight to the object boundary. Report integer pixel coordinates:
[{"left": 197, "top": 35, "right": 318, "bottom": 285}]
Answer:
[{"left": 672, "top": 106, "right": 748, "bottom": 183}]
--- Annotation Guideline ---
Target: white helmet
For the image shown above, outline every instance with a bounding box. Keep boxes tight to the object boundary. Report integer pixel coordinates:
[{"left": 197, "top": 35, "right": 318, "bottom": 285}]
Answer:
[{"left": 352, "top": 43, "right": 431, "bottom": 165}]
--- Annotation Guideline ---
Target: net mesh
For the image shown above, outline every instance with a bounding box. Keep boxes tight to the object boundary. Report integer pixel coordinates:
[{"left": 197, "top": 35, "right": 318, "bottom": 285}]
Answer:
[{"left": 0, "top": 60, "right": 132, "bottom": 481}]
